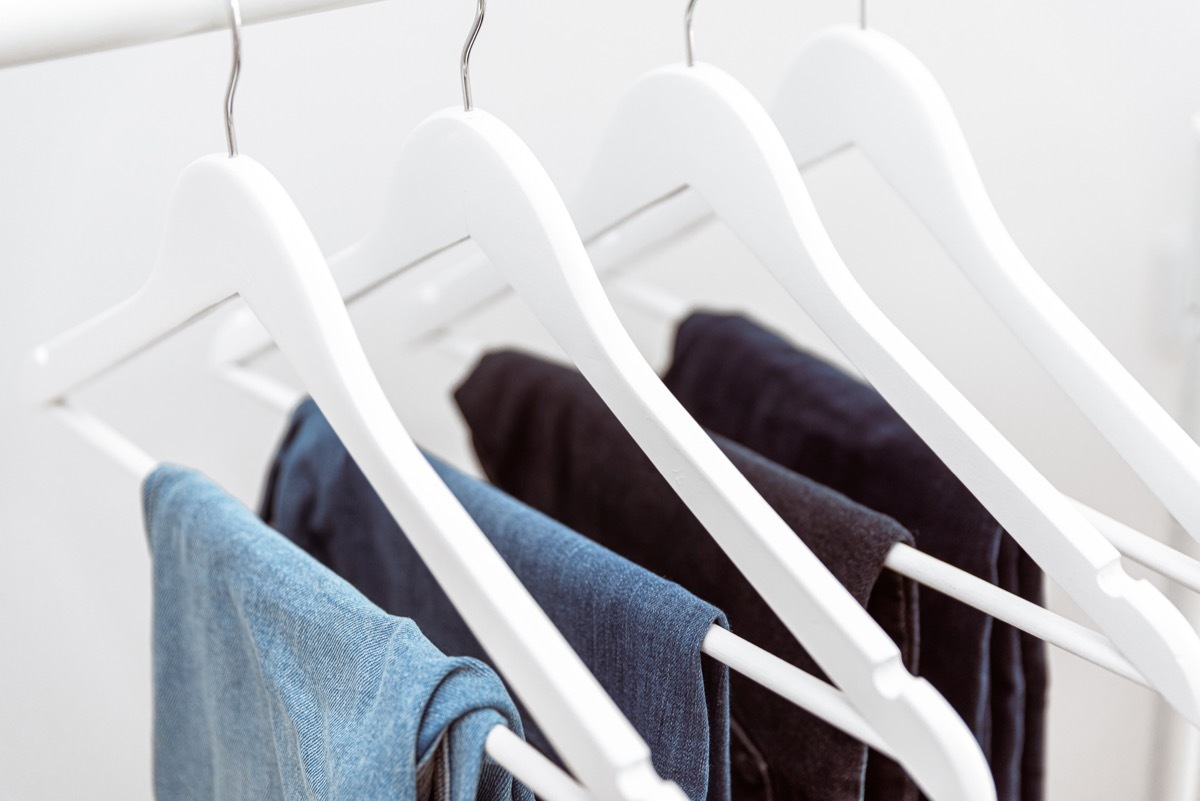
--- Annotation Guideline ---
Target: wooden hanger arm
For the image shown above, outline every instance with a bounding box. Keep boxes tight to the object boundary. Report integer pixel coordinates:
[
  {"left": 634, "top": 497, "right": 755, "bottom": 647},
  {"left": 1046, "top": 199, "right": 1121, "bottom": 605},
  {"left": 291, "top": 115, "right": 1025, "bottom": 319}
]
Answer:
[{"left": 772, "top": 26, "right": 1200, "bottom": 543}]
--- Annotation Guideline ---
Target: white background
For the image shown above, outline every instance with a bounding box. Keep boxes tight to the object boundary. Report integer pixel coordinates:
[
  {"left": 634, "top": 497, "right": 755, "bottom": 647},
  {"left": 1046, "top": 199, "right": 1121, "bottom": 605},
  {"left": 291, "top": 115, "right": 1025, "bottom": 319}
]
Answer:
[{"left": 3, "top": 1, "right": 1200, "bottom": 799}]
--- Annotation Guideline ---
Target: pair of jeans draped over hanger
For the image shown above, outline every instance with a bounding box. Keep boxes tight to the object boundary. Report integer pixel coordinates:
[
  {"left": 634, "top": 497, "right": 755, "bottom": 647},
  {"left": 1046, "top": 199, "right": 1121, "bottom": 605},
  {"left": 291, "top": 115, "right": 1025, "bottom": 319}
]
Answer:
[
  {"left": 455, "top": 348, "right": 918, "bottom": 801},
  {"left": 260, "top": 399, "right": 734, "bottom": 801},
  {"left": 451, "top": 311, "right": 1046, "bottom": 801},
  {"left": 660, "top": 313, "right": 1047, "bottom": 801},
  {"left": 145, "top": 465, "right": 530, "bottom": 801}
]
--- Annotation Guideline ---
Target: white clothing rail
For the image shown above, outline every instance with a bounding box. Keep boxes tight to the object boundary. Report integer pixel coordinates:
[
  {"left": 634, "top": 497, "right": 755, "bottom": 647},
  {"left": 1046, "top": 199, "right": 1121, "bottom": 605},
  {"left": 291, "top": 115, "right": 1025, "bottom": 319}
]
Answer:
[{"left": 0, "top": 0, "right": 383, "bottom": 69}]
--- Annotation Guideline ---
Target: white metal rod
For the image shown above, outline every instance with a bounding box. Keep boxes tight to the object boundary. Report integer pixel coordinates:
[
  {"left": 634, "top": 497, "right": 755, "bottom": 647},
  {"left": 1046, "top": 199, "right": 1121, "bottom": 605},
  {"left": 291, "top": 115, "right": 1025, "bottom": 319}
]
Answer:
[
  {"left": 51, "top": 400, "right": 156, "bottom": 481},
  {"left": 0, "top": 0, "right": 385, "bottom": 69},
  {"left": 701, "top": 626, "right": 894, "bottom": 754},
  {"left": 885, "top": 543, "right": 1145, "bottom": 685},
  {"left": 485, "top": 726, "right": 591, "bottom": 801},
  {"left": 1073, "top": 500, "right": 1200, "bottom": 595}
]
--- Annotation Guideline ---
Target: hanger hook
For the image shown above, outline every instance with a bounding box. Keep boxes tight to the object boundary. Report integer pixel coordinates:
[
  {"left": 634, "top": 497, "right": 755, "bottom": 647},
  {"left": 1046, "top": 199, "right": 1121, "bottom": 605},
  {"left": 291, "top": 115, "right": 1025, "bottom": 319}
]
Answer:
[
  {"left": 685, "top": 0, "right": 699, "bottom": 67},
  {"left": 224, "top": 0, "right": 242, "bottom": 157},
  {"left": 461, "top": 0, "right": 486, "bottom": 112},
  {"left": 860, "top": 0, "right": 867, "bottom": 30}
]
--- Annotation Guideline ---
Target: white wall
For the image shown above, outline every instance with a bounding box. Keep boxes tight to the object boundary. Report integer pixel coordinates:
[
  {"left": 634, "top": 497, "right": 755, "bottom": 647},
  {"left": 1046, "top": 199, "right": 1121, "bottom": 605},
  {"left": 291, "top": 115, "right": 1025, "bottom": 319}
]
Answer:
[{"left": 2, "top": 2, "right": 1199, "bottom": 799}]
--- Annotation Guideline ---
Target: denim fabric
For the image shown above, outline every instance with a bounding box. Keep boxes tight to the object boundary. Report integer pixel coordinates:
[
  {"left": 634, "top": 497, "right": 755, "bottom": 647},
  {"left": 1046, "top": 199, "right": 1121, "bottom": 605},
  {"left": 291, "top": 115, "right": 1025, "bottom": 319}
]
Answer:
[
  {"left": 260, "top": 399, "right": 731, "bottom": 801},
  {"left": 1017, "top": 544, "right": 1048, "bottom": 800},
  {"left": 454, "top": 350, "right": 920, "bottom": 801},
  {"left": 145, "top": 464, "right": 531, "bottom": 801},
  {"left": 662, "top": 312, "right": 1047, "bottom": 801}
]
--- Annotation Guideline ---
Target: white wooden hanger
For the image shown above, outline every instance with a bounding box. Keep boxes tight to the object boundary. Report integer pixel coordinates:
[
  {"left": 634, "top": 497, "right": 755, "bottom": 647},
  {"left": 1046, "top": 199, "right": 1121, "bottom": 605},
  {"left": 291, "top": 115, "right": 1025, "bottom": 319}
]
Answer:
[
  {"left": 564, "top": 2, "right": 1200, "bottom": 732},
  {"left": 213, "top": 3, "right": 996, "bottom": 799},
  {"left": 20, "top": 8, "right": 675, "bottom": 801},
  {"left": 604, "top": 278, "right": 1148, "bottom": 681},
  {"left": 770, "top": 22, "right": 1200, "bottom": 549}
]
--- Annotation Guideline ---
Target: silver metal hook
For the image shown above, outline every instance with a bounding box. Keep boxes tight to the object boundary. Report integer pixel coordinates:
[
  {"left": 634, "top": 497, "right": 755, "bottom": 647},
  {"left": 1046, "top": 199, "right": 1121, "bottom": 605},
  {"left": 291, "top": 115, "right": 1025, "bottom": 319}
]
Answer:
[
  {"left": 461, "top": 0, "right": 486, "bottom": 112},
  {"left": 860, "top": 0, "right": 867, "bottom": 30},
  {"left": 685, "top": 0, "right": 699, "bottom": 67},
  {"left": 225, "top": 0, "right": 242, "bottom": 156}
]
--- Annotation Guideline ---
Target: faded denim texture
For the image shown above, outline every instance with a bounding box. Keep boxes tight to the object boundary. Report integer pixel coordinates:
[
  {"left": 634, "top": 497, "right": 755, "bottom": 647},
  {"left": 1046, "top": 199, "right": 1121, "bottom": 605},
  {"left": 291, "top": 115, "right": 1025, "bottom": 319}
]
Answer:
[
  {"left": 260, "top": 400, "right": 731, "bottom": 801},
  {"left": 145, "top": 464, "right": 532, "bottom": 801}
]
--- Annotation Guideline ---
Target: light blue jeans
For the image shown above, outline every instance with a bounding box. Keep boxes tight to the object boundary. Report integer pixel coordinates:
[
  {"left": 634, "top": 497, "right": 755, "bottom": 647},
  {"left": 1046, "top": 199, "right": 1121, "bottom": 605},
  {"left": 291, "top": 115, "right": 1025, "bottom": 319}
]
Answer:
[{"left": 145, "top": 464, "right": 532, "bottom": 801}]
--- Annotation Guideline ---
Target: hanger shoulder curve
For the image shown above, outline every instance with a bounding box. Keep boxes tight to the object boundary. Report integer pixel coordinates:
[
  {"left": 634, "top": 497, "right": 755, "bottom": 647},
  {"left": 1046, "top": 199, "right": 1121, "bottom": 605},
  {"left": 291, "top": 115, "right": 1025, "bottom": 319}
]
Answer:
[
  {"left": 772, "top": 26, "right": 1200, "bottom": 542},
  {"left": 568, "top": 59, "right": 1200, "bottom": 730},
  {"left": 25, "top": 155, "right": 254, "bottom": 405}
]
